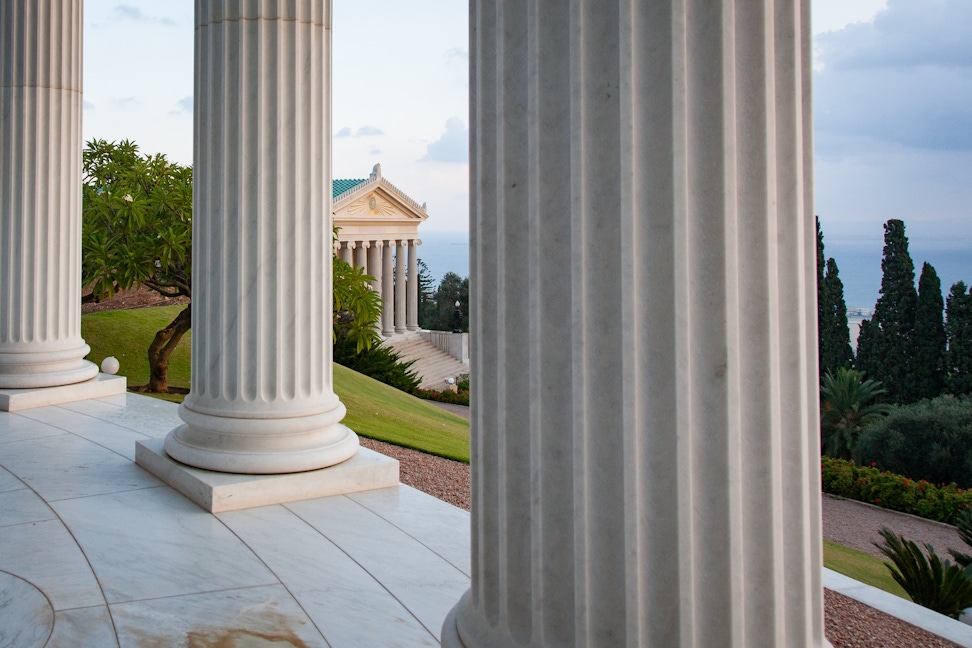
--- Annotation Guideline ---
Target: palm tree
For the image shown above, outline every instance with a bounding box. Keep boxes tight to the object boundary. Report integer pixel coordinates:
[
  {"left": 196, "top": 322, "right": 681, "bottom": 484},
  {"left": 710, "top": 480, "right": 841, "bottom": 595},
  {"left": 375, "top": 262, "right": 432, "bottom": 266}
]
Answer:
[{"left": 820, "top": 367, "right": 891, "bottom": 459}]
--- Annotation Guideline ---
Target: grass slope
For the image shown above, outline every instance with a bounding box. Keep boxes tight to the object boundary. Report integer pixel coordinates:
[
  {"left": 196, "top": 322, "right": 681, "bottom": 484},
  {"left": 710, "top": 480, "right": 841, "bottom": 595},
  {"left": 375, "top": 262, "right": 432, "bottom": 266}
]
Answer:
[
  {"left": 823, "top": 540, "right": 907, "bottom": 599},
  {"left": 81, "top": 306, "right": 470, "bottom": 461}
]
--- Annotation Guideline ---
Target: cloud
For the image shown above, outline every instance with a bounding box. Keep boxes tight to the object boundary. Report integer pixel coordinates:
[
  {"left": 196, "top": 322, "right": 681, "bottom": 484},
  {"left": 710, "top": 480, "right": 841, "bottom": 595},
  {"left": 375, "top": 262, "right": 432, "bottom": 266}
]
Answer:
[
  {"left": 446, "top": 47, "right": 468, "bottom": 63},
  {"left": 369, "top": 147, "right": 382, "bottom": 155},
  {"left": 113, "top": 4, "right": 177, "bottom": 25},
  {"left": 112, "top": 97, "right": 138, "bottom": 107},
  {"left": 814, "top": 0, "right": 972, "bottom": 151},
  {"left": 83, "top": 100, "right": 95, "bottom": 110},
  {"left": 176, "top": 96, "right": 192, "bottom": 113},
  {"left": 420, "top": 118, "right": 468, "bottom": 164},
  {"left": 335, "top": 125, "right": 383, "bottom": 138}
]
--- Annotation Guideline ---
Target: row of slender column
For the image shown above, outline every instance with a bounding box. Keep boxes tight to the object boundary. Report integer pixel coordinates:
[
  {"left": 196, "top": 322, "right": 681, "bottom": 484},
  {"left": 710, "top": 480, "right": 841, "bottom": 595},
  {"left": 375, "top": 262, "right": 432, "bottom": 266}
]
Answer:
[{"left": 336, "top": 239, "right": 420, "bottom": 335}]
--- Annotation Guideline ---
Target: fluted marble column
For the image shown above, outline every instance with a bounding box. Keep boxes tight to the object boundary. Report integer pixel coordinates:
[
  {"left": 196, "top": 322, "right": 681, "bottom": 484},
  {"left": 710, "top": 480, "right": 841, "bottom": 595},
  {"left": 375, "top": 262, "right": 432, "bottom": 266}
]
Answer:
[
  {"left": 165, "top": 0, "right": 358, "bottom": 474},
  {"left": 0, "top": 0, "right": 98, "bottom": 389},
  {"left": 354, "top": 241, "right": 367, "bottom": 271},
  {"left": 368, "top": 241, "right": 382, "bottom": 294},
  {"left": 443, "top": 1, "right": 827, "bottom": 647},
  {"left": 406, "top": 238, "right": 421, "bottom": 331},
  {"left": 394, "top": 240, "right": 407, "bottom": 334},
  {"left": 381, "top": 240, "right": 394, "bottom": 336}
]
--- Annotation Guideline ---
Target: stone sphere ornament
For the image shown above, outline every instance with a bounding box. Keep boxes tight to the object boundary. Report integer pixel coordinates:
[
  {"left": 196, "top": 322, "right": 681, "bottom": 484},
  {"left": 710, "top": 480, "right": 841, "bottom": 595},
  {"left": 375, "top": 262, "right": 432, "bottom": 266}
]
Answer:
[{"left": 100, "top": 356, "right": 120, "bottom": 375}]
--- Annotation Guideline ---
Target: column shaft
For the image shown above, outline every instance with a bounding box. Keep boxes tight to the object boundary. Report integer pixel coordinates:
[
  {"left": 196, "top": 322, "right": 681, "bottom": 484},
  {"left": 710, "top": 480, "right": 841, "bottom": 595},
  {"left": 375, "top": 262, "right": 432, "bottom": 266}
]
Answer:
[
  {"left": 394, "top": 240, "right": 407, "bottom": 334},
  {"left": 406, "top": 239, "right": 421, "bottom": 331},
  {"left": 0, "top": 0, "right": 97, "bottom": 388},
  {"left": 166, "top": 0, "right": 357, "bottom": 474},
  {"left": 443, "top": 1, "right": 826, "bottom": 647},
  {"left": 354, "top": 241, "right": 367, "bottom": 271},
  {"left": 381, "top": 240, "right": 394, "bottom": 336},
  {"left": 367, "top": 241, "right": 382, "bottom": 294}
]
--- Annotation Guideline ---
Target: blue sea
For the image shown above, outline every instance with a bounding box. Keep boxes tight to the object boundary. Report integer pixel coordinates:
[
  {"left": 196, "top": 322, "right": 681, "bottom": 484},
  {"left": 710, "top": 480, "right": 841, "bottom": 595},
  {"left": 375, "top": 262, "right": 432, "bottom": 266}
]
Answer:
[
  {"left": 827, "top": 240, "right": 972, "bottom": 311},
  {"left": 415, "top": 230, "right": 972, "bottom": 310}
]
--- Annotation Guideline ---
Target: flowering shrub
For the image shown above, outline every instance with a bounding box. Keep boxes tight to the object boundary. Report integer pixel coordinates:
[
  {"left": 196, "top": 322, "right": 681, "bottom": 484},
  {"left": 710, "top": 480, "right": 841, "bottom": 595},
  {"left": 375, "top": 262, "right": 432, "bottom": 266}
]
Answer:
[
  {"left": 415, "top": 387, "right": 469, "bottom": 406},
  {"left": 821, "top": 456, "right": 972, "bottom": 524}
]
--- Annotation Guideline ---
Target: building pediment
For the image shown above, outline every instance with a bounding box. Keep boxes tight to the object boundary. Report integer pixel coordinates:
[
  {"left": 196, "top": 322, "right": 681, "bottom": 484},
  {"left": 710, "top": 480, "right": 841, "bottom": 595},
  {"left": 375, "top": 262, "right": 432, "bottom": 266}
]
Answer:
[{"left": 332, "top": 164, "right": 428, "bottom": 241}]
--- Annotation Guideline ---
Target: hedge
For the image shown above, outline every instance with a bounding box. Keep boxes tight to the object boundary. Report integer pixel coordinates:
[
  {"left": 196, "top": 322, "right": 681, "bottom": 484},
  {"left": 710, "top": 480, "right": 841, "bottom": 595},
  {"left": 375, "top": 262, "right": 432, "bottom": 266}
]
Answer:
[{"left": 821, "top": 456, "right": 972, "bottom": 524}]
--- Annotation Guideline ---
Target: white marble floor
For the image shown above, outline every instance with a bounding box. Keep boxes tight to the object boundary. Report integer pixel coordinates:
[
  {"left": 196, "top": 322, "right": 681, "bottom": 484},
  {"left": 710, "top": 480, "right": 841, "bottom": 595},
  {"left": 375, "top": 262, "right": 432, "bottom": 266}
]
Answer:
[{"left": 0, "top": 393, "right": 470, "bottom": 647}]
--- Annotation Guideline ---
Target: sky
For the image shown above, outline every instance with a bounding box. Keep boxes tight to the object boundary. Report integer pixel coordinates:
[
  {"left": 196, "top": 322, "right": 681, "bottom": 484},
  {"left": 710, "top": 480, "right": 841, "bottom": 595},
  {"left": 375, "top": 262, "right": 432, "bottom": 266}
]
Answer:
[{"left": 82, "top": 0, "right": 970, "bottom": 255}]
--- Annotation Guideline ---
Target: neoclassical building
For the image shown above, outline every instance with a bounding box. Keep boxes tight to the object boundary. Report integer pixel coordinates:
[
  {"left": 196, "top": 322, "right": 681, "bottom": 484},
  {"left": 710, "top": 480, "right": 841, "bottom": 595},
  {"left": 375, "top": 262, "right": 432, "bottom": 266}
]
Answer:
[{"left": 332, "top": 164, "right": 428, "bottom": 336}]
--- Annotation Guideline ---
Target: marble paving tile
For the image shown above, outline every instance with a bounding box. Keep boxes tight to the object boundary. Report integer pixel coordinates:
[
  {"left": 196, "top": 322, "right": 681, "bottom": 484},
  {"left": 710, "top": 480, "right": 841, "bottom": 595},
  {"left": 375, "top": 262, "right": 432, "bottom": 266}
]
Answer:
[
  {"left": 0, "top": 412, "right": 67, "bottom": 444},
  {"left": 349, "top": 485, "right": 471, "bottom": 575},
  {"left": 220, "top": 504, "right": 439, "bottom": 647},
  {"left": 111, "top": 584, "right": 326, "bottom": 648},
  {"left": 0, "top": 488, "right": 56, "bottom": 528},
  {"left": 0, "top": 466, "right": 24, "bottom": 493},
  {"left": 0, "top": 571, "right": 54, "bottom": 648},
  {"left": 58, "top": 399, "right": 178, "bottom": 439},
  {"left": 16, "top": 406, "right": 153, "bottom": 459},
  {"left": 96, "top": 393, "right": 183, "bottom": 423},
  {"left": 47, "top": 606, "right": 118, "bottom": 648},
  {"left": 286, "top": 495, "right": 469, "bottom": 639},
  {"left": 0, "top": 433, "right": 163, "bottom": 501},
  {"left": 0, "top": 519, "right": 106, "bottom": 610},
  {"left": 50, "top": 486, "right": 277, "bottom": 604}
]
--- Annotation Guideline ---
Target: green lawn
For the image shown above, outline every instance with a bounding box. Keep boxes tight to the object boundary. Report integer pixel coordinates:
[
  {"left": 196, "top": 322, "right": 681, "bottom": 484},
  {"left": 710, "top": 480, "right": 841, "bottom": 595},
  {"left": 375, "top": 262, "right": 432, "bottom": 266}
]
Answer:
[
  {"left": 823, "top": 540, "right": 907, "bottom": 599},
  {"left": 81, "top": 306, "right": 470, "bottom": 461}
]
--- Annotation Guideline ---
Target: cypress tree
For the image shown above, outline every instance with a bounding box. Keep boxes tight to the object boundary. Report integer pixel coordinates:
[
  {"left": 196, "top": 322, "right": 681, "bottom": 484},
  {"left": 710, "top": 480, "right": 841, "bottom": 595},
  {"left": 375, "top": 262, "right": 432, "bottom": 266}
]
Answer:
[
  {"left": 856, "top": 318, "right": 877, "bottom": 377},
  {"left": 816, "top": 218, "right": 828, "bottom": 373},
  {"left": 820, "top": 257, "right": 854, "bottom": 374},
  {"left": 867, "top": 219, "right": 918, "bottom": 402},
  {"left": 913, "top": 262, "right": 946, "bottom": 400},
  {"left": 946, "top": 281, "right": 972, "bottom": 395}
]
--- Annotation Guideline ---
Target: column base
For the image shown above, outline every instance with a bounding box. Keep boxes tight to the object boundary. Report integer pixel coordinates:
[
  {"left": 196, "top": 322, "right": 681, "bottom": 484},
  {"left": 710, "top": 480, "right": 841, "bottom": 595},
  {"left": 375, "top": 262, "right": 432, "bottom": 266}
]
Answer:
[
  {"left": 0, "top": 348, "right": 99, "bottom": 390},
  {"left": 136, "top": 435, "right": 399, "bottom": 512},
  {"left": 0, "top": 373, "right": 127, "bottom": 412},
  {"left": 440, "top": 596, "right": 468, "bottom": 648}
]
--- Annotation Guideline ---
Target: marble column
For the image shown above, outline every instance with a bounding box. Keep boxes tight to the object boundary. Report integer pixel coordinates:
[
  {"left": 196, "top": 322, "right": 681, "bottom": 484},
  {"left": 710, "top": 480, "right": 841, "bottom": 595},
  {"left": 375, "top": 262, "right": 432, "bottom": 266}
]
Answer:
[
  {"left": 406, "top": 238, "right": 421, "bottom": 331},
  {"left": 442, "top": 1, "right": 827, "bottom": 647},
  {"left": 368, "top": 241, "right": 382, "bottom": 294},
  {"left": 381, "top": 240, "right": 395, "bottom": 336},
  {"left": 0, "top": 0, "right": 98, "bottom": 389},
  {"left": 165, "top": 0, "right": 358, "bottom": 474},
  {"left": 354, "top": 241, "right": 367, "bottom": 271},
  {"left": 394, "top": 240, "right": 407, "bottom": 334}
]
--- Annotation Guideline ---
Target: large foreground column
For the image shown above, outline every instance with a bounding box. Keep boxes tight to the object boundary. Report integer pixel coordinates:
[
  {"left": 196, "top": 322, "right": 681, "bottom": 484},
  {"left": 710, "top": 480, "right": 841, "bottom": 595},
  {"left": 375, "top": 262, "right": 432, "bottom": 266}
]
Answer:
[
  {"left": 443, "top": 1, "right": 827, "bottom": 647},
  {"left": 406, "top": 238, "right": 421, "bottom": 331},
  {"left": 0, "top": 0, "right": 98, "bottom": 389},
  {"left": 165, "top": 0, "right": 357, "bottom": 474}
]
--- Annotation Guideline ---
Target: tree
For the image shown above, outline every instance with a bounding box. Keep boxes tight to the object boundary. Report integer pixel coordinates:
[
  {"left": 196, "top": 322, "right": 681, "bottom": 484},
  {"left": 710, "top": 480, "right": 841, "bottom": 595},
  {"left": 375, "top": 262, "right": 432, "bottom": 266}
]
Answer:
[
  {"left": 946, "top": 282, "right": 972, "bottom": 396},
  {"left": 913, "top": 262, "right": 947, "bottom": 400},
  {"left": 820, "top": 258, "right": 854, "bottom": 374},
  {"left": 332, "top": 254, "right": 381, "bottom": 353},
  {"left": 432, "top": 272, "right": 469, "bottom": 332},
  {"left": 816, "top": 217, "right": 828, "bottom": 372},
  {"left": 820, "top": 367, "right": 890, "bottom": 459},
  {"left": 863, "top": 219, "right": 919, "bottom": 403},
  {"left": 416, "top": 259, "right": 437, "bottom": 329},
  {"left": 82, "top": 140, "right": 192, "bottom": 393}
]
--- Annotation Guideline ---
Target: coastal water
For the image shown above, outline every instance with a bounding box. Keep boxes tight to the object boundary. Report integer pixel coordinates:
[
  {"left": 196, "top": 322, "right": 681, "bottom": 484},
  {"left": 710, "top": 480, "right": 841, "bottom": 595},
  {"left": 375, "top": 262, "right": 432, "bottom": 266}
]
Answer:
[{"left": 415, "top": 231, "right": 972, "bottom": 313}]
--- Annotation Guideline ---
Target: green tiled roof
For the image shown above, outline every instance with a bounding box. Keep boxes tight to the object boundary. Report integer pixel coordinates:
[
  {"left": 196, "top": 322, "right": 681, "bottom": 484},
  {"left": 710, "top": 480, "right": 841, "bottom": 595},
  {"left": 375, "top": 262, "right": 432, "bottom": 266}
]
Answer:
[{"left": 333, "top": 178, "right": 367, "bottom": 198}]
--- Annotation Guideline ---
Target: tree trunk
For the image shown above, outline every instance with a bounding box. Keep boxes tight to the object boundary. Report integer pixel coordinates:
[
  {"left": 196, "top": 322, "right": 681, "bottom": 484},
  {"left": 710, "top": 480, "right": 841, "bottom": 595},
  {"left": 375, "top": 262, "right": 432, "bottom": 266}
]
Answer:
[{"left": 146, "top": 304, "right": 191, "bottom": 393}]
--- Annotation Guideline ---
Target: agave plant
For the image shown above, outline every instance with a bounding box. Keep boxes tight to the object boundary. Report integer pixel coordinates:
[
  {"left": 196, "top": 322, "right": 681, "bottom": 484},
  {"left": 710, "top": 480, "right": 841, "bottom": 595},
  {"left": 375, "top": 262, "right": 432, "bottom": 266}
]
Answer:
[
  {"left": 875, "top": 527, "right": 972, "bottom": 619},
  {"left": 820, "top": 368, "right": 891, "bottom": 459},
  {"left": 949, "top": 508, "right": 972, "bottom": 568}
]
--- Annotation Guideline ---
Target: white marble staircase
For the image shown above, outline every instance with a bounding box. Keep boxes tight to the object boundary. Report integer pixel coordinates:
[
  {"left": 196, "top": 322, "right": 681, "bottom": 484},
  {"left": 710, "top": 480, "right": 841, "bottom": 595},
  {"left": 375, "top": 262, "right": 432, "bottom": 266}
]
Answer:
[{"left": 385, "top": 332, "right": 469, "bottom": 391}]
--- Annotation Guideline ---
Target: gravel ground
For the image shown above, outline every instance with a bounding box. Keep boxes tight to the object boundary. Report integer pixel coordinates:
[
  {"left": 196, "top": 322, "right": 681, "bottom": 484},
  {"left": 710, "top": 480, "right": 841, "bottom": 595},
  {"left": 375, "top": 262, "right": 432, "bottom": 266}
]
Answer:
[
  {"left": 366, "top": 432, "right": 965, "bottom": 647},
  {"left": 822, "top": 493, "right": 966, "bottom": 561}
]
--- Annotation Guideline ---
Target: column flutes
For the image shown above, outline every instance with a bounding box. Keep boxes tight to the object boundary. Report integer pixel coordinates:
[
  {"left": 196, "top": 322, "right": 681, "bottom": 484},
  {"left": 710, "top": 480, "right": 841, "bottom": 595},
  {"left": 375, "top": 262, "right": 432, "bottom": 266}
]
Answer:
[
  {"left": 394, "top": 240, "right": 407, "bottom": 334},
  {"left": 442, "top": 1, "right": 827, "bottom": 646},
  {"left": 406, "top": 238, "right": 421, "bottom": 331},
  {"left": 0, "top": 0, "right": 98, "bottom": 389},
  {"left": 165, "top": 0, "right": 357, "bottom": 474}
]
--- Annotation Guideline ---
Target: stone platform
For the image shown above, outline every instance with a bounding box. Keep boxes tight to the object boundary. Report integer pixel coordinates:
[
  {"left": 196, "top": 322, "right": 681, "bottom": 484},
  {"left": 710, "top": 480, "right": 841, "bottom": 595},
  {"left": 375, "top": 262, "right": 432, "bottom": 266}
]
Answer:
[{"left": 0, "top": 393, "right": 469, "bottom": 647}]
